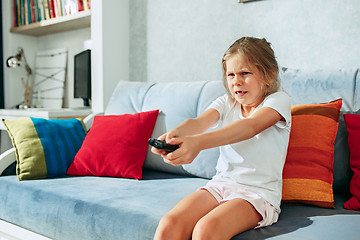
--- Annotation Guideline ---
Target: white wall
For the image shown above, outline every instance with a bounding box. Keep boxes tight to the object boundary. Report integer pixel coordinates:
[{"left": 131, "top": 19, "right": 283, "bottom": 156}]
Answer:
[{"left": 130, "top": 0, "right": 360, "bottom": 83}]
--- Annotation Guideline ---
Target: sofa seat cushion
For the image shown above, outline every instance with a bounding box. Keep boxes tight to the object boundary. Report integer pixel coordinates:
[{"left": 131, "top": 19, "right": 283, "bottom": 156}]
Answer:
[
  {"left": 237, "top": 194, "right": 360, "bottom": 240},
  {"left": 0, "top": 172, "right": 359, "bottom": 240},
  {"left": 0, "top": 172, "right": 206, "bottom": 240}
]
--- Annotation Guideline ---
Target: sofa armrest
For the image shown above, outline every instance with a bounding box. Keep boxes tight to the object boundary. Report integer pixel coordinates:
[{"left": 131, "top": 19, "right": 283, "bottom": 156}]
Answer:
[
  {"left": 83, "top": 112, "right": 104, "bottom": 131},
  {"left": 0, "top": 148, "right": 16, "bottom": 175}
]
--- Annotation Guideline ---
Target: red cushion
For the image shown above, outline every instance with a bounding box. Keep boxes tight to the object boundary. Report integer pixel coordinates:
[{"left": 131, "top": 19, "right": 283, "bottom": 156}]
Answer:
[
  {"left": 67, "top": 110, "right": 159, "bottom": 179},
  {"left": 344, "top": 114, "right": 360, "bottom": 210}
]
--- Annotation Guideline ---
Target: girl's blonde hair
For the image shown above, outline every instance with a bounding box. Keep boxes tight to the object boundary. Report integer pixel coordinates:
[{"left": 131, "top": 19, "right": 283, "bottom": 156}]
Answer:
[{"left": 222, "top": 37, "right": 280, "bottom": 98}]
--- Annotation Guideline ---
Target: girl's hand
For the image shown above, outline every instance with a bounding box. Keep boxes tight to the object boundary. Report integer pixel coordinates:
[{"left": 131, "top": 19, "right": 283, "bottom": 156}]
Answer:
[
  {"left": 150, "top": 129, "right": 181, "bottom": 156},
  {"left": 164, "top": 128, "right": 180, "bottom": 143},
  {"left": 161, "top": 136, "right": 201, "bottom": 166}
]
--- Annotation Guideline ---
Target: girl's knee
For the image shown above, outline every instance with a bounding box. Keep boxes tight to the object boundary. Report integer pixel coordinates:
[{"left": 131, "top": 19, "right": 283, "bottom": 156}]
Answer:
[
  {"left": 155, "top": 214, "right": 185, "bottom": 240},
  {"left": 192, "top": 217, "right": 220, "bottom": 240},
  {"left": 155, "top": 214, "right": 175, "bottom": 237}
]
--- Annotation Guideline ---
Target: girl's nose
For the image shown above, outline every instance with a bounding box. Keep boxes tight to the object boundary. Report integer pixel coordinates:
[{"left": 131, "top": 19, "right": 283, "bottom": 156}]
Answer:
[{"left": 233, "top": 75, "right": 243, "bottom": 85}]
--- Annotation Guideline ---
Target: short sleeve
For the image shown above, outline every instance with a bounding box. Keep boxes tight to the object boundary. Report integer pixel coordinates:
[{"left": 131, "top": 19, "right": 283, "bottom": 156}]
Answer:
[
  {"left": 262, "top": 91, "right": 291, "bottom": 128},
  {"left": 207, "top": 94, "right": 229, "bottom": 128}
]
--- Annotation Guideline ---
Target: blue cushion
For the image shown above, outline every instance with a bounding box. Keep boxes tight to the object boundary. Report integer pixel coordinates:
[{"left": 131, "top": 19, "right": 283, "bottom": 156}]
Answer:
[{"left": 2, "top": 117, "right": 86, "bottom": 180}]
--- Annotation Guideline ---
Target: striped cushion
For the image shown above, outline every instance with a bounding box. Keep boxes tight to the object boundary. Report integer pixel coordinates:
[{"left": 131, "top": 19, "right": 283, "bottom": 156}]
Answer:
[
  {"left": 282, "top": 99, "right": 342, "bottom": 208},
  {"left": 3, "top": 117, "right": 86, "bottom": 180}
]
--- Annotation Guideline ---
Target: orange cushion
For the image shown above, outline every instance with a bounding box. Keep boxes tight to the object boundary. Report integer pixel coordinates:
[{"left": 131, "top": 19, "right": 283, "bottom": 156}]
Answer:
[{"left": 282, "top": 99, "right": 342, "bottom": 208}]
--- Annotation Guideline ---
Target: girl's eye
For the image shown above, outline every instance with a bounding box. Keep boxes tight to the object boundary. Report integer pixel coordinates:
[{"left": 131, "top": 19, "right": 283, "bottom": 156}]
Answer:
[
  {"left": 242, "top": 72, "right": 250, "bottom": 75},
  {"left": 227, "top": 73, "right": 235, "bottom": 77}
]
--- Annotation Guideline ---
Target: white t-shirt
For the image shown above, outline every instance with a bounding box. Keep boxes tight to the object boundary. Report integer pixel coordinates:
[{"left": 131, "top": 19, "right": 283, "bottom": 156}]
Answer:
[{"left": 208, "top": 91, "right": 291, "bottom": 213}]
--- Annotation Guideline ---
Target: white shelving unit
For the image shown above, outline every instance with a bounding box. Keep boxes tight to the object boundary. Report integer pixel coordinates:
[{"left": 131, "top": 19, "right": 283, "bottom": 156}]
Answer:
[{"left": 10, "top": 10, "right": 91, "bottom": 37}]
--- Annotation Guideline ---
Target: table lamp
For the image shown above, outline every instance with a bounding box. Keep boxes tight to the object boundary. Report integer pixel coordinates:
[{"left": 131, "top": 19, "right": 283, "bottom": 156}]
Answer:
[{"left": 6, "top": 47, "right": 33, "bottom": 108}]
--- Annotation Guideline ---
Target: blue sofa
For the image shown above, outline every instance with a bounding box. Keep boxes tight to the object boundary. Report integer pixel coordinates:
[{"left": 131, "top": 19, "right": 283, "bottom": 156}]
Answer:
[{"left": 0, "top": 68, "right": 360, "bottom": 240}]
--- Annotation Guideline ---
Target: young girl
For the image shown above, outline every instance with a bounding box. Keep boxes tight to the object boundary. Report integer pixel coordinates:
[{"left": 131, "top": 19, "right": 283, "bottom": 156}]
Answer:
[{"left": 152, "top": 37, "right": 291, "bottom": 240}]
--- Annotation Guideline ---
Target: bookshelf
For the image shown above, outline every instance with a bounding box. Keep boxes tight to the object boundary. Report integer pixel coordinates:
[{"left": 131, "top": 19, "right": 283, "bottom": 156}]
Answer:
[{"left": 10, "top": 10, "right": 91, "bottom": 37}]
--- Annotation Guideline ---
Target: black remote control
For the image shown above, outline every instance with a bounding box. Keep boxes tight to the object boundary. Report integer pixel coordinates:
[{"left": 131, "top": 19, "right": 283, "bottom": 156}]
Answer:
[{"left": 148, "top": 139, "right": 179, "bottom": 153}]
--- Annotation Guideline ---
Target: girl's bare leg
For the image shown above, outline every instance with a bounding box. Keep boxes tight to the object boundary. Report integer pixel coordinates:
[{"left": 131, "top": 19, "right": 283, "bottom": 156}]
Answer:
[
  {"left": 192, "top": 198, "right": 262, "bottom": 240},
  {"left": 154, "top": 189, "right": 218, "bottom": 240}
]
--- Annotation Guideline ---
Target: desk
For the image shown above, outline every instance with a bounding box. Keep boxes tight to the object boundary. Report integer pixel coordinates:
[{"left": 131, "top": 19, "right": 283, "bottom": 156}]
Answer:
[{"left": 0, "top": 108, "right": 92, "bottom": 130}]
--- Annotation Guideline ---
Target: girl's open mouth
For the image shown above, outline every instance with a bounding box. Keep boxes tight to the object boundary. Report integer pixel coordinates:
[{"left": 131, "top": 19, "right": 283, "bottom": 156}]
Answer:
[{"left": 235, "top": 90, "right": 247, "bottom": 96}]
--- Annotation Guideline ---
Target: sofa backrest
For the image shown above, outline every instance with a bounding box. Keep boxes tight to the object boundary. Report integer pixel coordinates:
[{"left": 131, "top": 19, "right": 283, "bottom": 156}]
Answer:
[
  {"left": 280, "top": 68, "right": 358, "bottom": 112},
  {"left": 104, "top": 68, "right": 359, "bottom": 186},
  {"left": 105, "top": 80, "right": 226, "bottom": 178}
]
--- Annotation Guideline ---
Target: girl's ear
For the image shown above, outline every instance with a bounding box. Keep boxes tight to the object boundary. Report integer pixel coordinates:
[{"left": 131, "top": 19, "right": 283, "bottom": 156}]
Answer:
[
  {"left": 264, "top": 70, "right": 279, "bottom": 96},
  {"left": 269, "top": 69, "right": 277, "bottom": 80},
  {"left": 267, "top": 70, "right": 277, "bottom": 85},
  {"left": 272, "top": 69, "right": 277, "bottom": 78}
]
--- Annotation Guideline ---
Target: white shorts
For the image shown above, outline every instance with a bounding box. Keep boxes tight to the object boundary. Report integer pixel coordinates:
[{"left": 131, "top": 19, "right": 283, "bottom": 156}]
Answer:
[{"left": 201, "top": 179, "right": 279, "bottom": 228}]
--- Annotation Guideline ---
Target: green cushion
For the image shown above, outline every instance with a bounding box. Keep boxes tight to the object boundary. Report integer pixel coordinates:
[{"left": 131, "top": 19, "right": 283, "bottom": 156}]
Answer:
[{"left": 3, "top": 117, "right": 86, "bottom": 180}]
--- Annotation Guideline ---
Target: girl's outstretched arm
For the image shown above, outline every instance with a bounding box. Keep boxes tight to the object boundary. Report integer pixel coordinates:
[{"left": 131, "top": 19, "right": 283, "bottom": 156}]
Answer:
[
  {"left": 151, "top": 108, "right": 220, "bottom": 156},
  {"left": 164, "top": 107, "right": 282, "bottom": 166}
]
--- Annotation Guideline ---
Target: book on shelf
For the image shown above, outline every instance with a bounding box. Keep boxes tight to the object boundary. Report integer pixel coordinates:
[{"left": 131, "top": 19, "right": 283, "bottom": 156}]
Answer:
[
  {"left": 38, "top": 0, "right": 44, "bottom": 21},
  {"left": 12, "top": 0, "right": 17, "bottom": 27},
  {"left": 12, "top": 0, "right": 91, "bottom": 28},
  {"left": 30, "top": 0, "right": 36, "bottom": 23},
  {"left": 24, "top": 0, "right": 27, "bottom": 24},
  {"left": 77, "top": 0, "right": 83, "bottom": 12},
  {"left": 48, "top": 0, "right": 55, "bottom": 18},
  {"left": 44, "top": 0, "right": 50, "bottom": 20}
]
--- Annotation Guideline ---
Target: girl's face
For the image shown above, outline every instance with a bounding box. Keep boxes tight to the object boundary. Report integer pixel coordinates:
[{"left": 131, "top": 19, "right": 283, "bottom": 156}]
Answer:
[{"left": 226, "top": 53, "right": 266, "bottom": 112}]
